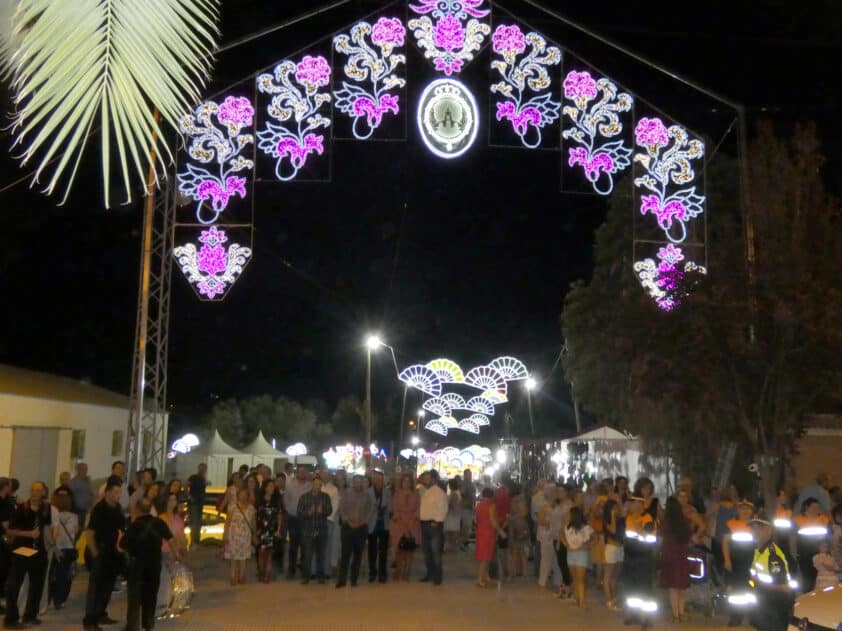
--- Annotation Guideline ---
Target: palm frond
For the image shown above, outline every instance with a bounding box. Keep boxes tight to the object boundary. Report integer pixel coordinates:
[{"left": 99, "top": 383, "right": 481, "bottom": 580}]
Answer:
[
  {"left": 0, "top": 0, "right": 18, "bottom": 76},
  {"left": 9, "top": 0, "right": 220, "bottom": 206}
]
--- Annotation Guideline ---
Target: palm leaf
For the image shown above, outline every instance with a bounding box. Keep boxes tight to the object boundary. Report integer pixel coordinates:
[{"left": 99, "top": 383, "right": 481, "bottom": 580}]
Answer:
[
  {"left": 9, "top": 0, "right": 220, "bottom": 206},
  {"left": 0, "top": 0, "right": 17, "bottom": 76}
]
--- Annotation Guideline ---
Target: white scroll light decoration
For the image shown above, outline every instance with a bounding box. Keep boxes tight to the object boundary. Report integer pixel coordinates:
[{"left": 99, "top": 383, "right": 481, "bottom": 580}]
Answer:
[
  {"left": 417, "top": 78, "right": 479, "bottom": 159},
  {"left": 398, "top": 364, "right": 443, "bottom": 397},
  {"left": 562, "top": 70, "right": 633, "bottom": 195},
  {"left": 633, "top": 117, "right": 706, "bottom": 311},
  {"left": 177, "top": 97, "right": 255, "bottom": 224},
  {"left": 488, "top": 356, "right": 529, "bottom": 381},
  {"left": 173, "top": 226, "right": 253, "bottom": 300},
  {"left": 490, "top": 24, "right": 562, "bottom": 149},
  {"left": 464, "top": 365, "right": 508, "bottom": 397},
  {"left": 426, "top": 358, "right": 465, "bottom": 383},
  {"left": 440, "top": 393, "right": 467, "bottom": 409},
  {"left": 407, "top": 0, "right": 490, "bottom": 76},
  {"left": 333, "top": 18, "right": 407, "bottom": 140},
  {"left": 257, "top": 55, "right": 332, "bottom": 181}
]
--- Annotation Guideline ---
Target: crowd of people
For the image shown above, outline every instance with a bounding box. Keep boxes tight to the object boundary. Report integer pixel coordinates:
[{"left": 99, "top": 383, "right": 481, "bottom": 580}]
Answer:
[{"left": 1, "top": 459, "right": 841, "bottom": 631}]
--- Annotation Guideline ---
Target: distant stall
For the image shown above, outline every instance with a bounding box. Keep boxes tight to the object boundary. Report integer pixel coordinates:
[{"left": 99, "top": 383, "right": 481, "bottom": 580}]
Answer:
[{"left": 241, "top": 430, "right": 287, "bottom": 472}]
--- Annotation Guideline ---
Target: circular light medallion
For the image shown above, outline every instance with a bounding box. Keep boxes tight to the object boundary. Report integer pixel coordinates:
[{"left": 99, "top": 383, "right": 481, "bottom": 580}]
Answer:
[{"left": 417, "top": 78, "right": 479, "bottom": 159}]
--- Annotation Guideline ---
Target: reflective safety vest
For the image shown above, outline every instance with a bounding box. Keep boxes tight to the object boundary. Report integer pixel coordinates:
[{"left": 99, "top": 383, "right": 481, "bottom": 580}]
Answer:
[
  {"left": 794, "top": 514, "right": 829, "bottom": 538},
  {"left": 773, "top": 507, "right": 792, "bottom": 531},
  {"left": 726, "top": 519, "right": 755, "bottom": 545},
  {"left": 750, "top": 542, "right": 798, "bottom": 591},
  {"left": 625, "top": 513, "right": 657, "bottom": 544}
]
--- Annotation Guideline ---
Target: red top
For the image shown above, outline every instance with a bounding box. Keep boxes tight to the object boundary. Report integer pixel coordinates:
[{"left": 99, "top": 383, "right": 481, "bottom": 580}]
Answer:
[{"left": 493, "top": 486, "right": 511, "bottom": 525}]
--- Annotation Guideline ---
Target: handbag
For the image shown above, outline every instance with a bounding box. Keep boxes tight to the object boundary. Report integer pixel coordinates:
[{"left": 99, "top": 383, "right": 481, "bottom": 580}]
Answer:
[{"left": 57, "top": 516, "right": 79, "bottom": 562}]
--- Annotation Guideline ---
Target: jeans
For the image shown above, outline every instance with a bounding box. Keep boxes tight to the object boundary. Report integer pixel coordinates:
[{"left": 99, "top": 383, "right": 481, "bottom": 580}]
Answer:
[
  {"left": 322, "top": 521, "right": 335, "bottom": 572},
  {"left": 301, "top": 532, "right": 325, "bottom": 579},
  {"left": 367, "top": 529, "right": 389, "bottom": 580},
  {"left": 126, "top": 560, "right": 161, "bottom": 631},
  {"left": 49, "top": 550, "right": 75, "bottom": 606},
  {"left": 556, "top": 541, "right": 572, "bottom": 586},
  {"left": 83, "top": 552, "right": 119, "bottom": 626},
  {"left": 421, "top": 522, "right": 443, "bottom": 584},
  {"left": 287, "top": 516, "right": 302, "bottom": 575},
  {"left": 188, "top": 503, "right": 203, "bottom": 546},
  {"left": 337, "top": 524, "right": 367, "bottom": 585},
  {"left": 4, "top": 551, "right": 47, "bottom": 623}
]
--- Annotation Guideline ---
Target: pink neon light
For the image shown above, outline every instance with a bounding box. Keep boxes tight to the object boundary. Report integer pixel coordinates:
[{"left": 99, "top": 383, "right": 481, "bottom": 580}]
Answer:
[
  {"left": 568, "top": 148, "right": 615, "bottom": 181},
  {"left": 563, "top": 70, "right": 598, "bottom": 102},
  {"left": 295, "top": 55, "right": 331, "bottom": 87},
  {"left": 492, "top": 24, "right": 526, "bottom": 55},
  {"left": 433, "top": 14, "right": 466, "bottom": 52},
  {"left": 496, "top": 102, "right": 543, "bottom": 134},
  {"left": 217, "top": 96, "right": 254, "bottom": 128},
  {"left": 276, "top": 134, "right": 325, "bottom": 167},
  {"left": 196, "top": 176, "right": 247, "bottom": 211},
  {"left": 635, "top": 117, "right": 669, "bottom": 149},
  {"left": 640, "top": 194, "right": 689, "bottom": 231},
  {"left": 352, "top": 94, "right": 400, "bottom": 128},
  {"left": 371, "top": 17, "right": 406, "bottom": 46}
]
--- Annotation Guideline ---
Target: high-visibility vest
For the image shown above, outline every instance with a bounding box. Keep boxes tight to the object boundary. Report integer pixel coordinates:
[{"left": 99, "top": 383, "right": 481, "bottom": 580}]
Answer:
[
  {"left": 626, "top": 514, "right": 657, "bottom": 544},
  {"left": 773, "top": 507, "right": 793, "bottom": 531},
  {"left": 794, "top": 514, "right": 829, "bottom": 538},
  {"left": 726, "top": 519, "right": 755, "bottom": 545},
  {"left": 751, "top": 542, "right": 797, "bottom": 591}
]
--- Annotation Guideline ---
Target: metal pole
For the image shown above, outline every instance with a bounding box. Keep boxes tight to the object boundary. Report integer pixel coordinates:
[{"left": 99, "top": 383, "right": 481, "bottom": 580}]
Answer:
[
  {"left": 398, "top": 385, "right": 408, "bottom": 447},
  {"left": 526, "top": 390, "right": 535, "bottom": 436},
  {"left": 573, "top": 393, "right": 582, "bottom": 434},
  {"left": 365, "top": 348, "right": 372, "bottom": 445}
]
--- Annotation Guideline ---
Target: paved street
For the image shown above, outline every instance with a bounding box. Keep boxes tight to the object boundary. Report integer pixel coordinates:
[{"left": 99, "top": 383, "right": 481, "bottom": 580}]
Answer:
[{"left": 30, "top": 545, "right": 752, "bottom": 630}]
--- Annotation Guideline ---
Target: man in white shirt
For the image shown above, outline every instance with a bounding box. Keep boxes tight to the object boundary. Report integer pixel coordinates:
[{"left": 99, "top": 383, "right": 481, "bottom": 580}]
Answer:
[
  {"left": 319, "top": 469, "right": 340, "bottom": 576},
  {"left": 419, "top": 471, "right": 448, "bottom": 585}
]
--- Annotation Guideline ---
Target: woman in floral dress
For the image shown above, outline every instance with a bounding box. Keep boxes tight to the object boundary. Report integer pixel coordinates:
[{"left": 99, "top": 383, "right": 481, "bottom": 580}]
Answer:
[{"left": 224, "top": 488, "right": 256, "bottom": 585}]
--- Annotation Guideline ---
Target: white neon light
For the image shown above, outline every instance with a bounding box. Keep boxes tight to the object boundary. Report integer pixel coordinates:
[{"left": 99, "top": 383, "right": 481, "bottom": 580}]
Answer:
[
  {"left": 457, "top": 418, "right": 480, "bottom": 434},
  {"left": 441, "top": 393, "right": 467, "bottom": 409},
  {"left": 399, "top": 448, "right": 414, "bottom": 459},
  {"left": 426, "top": 358, "right": 465, "bottom": 383},
  {"left": 727, "top": 593, "right": 757, "bottom": 607},
  {"left": 798, "top": 526, "right": 828, "bottom": 537},
  {"left": 425, "top": 419, "right": 449, "bottom": 436},
  {"left": 417, "top": 78, "right": 480, "bottom": 159},
  {"left": 171, "top": 433, "right": 200, "bottom": 454},
  {"left": 790, "top": 580, "right": 800, "bottom": 590},
  {"left": 731, "top": 532, "right": 754, "bottom": 543},
  {"left": 423, "top": 397, "right": 452, "bottom": 418},
  {"left": 481, "top": 390, "right": 508, "bottom": 404},
  {"left": 688, "top": 556, "right": 705, "bottom": 580},
  {"left": 773, "top": 518, "right": 792, "bottom": 529},
  {"left": 439, "top": 416, "right": 459, "bottom": 429},
  {"left": 466, "top": 413, "right": 490, "bottom": 426},
  {"left": 285, "top": 442, "right": 308, "bottom": 457},
  {"left": 625, "top": 597, "right": 658, "bottom": 613},
  {"left": 488, "top": 356, "right": 529, "bottom": 381}
]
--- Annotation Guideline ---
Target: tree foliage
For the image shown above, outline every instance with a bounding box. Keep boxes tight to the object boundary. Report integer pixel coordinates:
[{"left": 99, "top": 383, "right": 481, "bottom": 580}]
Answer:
[{"left": 561, "top": 122, "right": 842, "bottom": 495}]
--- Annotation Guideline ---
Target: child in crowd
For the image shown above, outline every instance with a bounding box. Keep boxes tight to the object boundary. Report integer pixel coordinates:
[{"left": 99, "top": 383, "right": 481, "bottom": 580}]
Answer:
[{"left": 813, "top": 539, "right": 840, "bottom": 590}]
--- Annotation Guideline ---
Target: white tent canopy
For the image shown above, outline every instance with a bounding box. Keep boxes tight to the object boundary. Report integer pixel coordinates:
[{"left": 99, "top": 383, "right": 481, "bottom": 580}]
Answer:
[
  {"left": 175, "top": 429, "right": 244, "bottom": 487},
  {"left": 241, "top": 430, "right": 288, "bottom": 470}
]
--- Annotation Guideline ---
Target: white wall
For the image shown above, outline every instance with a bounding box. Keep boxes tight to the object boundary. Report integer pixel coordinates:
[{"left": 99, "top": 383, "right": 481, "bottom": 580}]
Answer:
[{"left": 0, "top": 393, "right": 138, "bottom": 489}]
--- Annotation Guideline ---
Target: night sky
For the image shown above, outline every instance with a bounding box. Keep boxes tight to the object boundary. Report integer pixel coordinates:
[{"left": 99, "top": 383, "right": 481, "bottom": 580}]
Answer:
[{"left": 1, "top": 1, "right": 839, "bottom": 440}]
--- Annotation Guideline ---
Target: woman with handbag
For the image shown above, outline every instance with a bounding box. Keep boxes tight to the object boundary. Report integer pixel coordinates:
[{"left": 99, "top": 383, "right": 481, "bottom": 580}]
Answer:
[
  {"left": 390, "top": 474, "right": 420, "bottom": 581},
  {"left": 48, "top": 493, "right": 78, "bottom": 610},
  {"left": 223, "top": 488, "right": 256, "bottom": 585}
]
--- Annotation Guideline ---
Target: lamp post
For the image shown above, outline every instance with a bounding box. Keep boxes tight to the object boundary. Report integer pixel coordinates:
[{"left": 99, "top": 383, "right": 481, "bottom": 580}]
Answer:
[
  {"left": 365, "top": 334, "right": 382, "bottom": 446},
  {"left": 417, "top": 410, "right": 425, "bottom": 440},
  {"left": 525, "top": 377, "right": 538, "bottom": 436}
]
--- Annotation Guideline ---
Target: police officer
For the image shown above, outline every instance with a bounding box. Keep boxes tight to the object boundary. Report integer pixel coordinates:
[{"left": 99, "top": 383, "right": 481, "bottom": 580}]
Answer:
[{"left": 749, "top": 511, "right": 796, "bottom": 631}]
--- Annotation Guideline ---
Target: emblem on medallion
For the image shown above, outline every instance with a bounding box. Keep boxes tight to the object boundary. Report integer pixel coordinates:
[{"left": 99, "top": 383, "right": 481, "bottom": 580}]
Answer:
[{"left": 417, "top": 78, "right": 479, "bottom": 159}]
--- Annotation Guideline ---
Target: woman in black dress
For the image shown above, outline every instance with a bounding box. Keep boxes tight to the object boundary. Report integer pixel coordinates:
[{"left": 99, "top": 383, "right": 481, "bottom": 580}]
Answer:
[{"left": 255, "top": 480, "right": 282, "bottom": 583}]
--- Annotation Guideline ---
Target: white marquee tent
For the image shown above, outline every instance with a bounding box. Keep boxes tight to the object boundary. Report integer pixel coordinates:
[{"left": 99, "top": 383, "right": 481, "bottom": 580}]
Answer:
[
  {"left": 241, "top": 430, "right": 288, "bottom": 471},
  {"left": 175, "top": 429, "right": 243, "bottom": 487}
]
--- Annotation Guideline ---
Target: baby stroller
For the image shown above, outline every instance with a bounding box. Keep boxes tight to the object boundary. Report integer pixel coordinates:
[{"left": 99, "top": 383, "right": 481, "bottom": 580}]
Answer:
[{"left": 685, "top": 544, "right": 728, "bottom": 618}]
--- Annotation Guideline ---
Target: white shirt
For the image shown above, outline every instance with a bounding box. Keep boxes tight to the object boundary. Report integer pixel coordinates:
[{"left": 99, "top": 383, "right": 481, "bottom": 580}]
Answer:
[
  {"left": 565, "top": 524, "right": 594, "bottom": 550},
  {"left": 284, "top": 478, "right": 311, "bottom": 517},
  {"left": 322, "top": 482, "right": 340, "bottom": 522},
  {"left": 419, "top": 485, "right": 448, "bottom": 522}
]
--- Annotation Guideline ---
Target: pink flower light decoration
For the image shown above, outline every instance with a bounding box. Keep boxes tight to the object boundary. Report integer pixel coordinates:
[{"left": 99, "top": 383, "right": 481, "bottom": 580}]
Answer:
[
  {"left": 563, "top": 71, "right": 598, "bottom": 103},
  {"left": 492, "top": 24, "right": 526, "bottom": 55},
  {"left": 568, "top": 148, "right": 615, "bottom": 182},
  {"left": 433, "top": 14, "right": 465, "bottom": 52},
  {"left": 197, "top": 242, "right": 227, "bottom": 276},
  {"left": 496, "top": 102, "right": 543, "bottom": 135},
  {"left": 352, "top": 94, "right": 400, "bottom": 128},
  {"left": 635, "top": 117, "right": 669, "bottom": 149},
  {"left": 217, "top": 96, "right": 254, "bottom": 128},
  {"left": 198, "top": 225, "right": 228, "bottom": 247},
  {"left": 640, "top": 194, "right": 689, "bottom": 231},
  {"left": 371, "top": 17, "right": 406, "bottom": 46},
  {"left": 295, "top": 55, "right": 331, "bottom": 87},
  {"left": 657, "top": 243, "right": 685, "bottom": 264}
]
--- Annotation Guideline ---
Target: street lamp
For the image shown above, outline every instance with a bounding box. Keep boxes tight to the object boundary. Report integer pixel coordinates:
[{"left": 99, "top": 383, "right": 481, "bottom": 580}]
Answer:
[
  {"left": 364, "top": 333, "right": 383, "bottom": 445},
  {"left": 525, "top": 377, "right": 538, "bottom": 436},
  {"left": 417, "top": 410, "right": 425, "bottom": 440},
  {"left": 411, "top": 435, "right": 420, "bottom": 446}
]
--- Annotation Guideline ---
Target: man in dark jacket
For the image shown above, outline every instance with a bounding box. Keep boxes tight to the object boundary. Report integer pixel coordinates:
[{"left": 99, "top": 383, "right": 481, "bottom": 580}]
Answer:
[
  {"left": 297, "top": 477, "right": 332, "bottom": 584},
  {"left": 124, "top": 499, "right": 173, "bottom": 631}
]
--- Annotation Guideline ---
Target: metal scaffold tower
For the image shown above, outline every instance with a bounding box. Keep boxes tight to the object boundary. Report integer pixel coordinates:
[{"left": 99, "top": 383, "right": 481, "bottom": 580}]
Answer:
[{"left": 126, "top": 174, "right": 175, "bottom": 475}]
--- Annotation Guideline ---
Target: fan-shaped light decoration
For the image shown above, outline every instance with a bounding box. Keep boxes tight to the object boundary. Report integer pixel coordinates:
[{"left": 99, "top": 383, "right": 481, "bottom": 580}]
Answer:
[
  {"left": 465, "top": 413, "right": 490, "bottom": 427},
  {"left": 633, "top": 117, "right": 705, "bottom": 244},
  {"left": 399, "top": 364, "right": 443, "bottom": 397},
  {"left": 8, "top": 0, "right": 220, "bottom": 206},
  {"left": 442, "top": 446, "right": 460, "bottom": 458},
  {"left": 465, "top": 366, "right": 507, "bottom": 394},
  {"left": 465, "top": 396, "right": 495, "bottom": 415},
  {"left": 426, "top": 358, "right": 465, "bottom": 383},
  {"left": 457, "top": 418, "right": 480, "bottom": 434},
  {"left": 489, "top": 356, "right": 529, "bottom": 381},
  {"left": 256, "top": 55, "right": 332, "bottom": 181},
  {"left": 482, "top": 390, "right": 508, "bottom": 404},
  {"left": 173, "top": 226, "right": 252, "bottom": 300},
  {"left": 425, "top": 419, "right": 448, "bottom": 436},
  {"left": 440, "top": 393, "right": 467, "bottom": 410},
  {"left": 333, "top": 18, "right": 406, "bottom": 139},
  {"left": 562, "top": 70, "right": 633, "bottom": 195},
  {"left": 439, "top": 416, "right": 458, "bottom": 429},
  {"left": 422, "top": 397, "right": 452, "bottom": 418},
  {"left": 177, "top": 97, "right": 255, "bottom": 224},
  {"left": 490, "top": 25, "right": 562, "bottom": 149}
]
